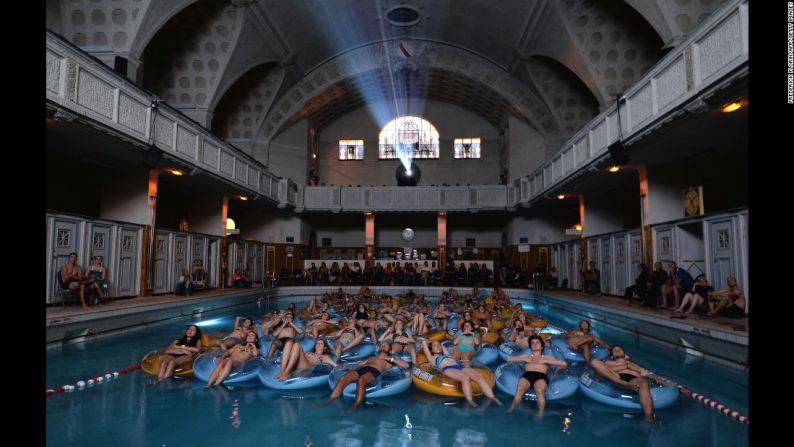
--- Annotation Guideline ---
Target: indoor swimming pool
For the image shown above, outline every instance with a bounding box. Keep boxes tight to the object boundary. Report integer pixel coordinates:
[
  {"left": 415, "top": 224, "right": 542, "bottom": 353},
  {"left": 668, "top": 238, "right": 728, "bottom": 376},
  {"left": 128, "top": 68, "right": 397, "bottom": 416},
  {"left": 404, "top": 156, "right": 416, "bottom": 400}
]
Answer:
[{"left": 46, "top": 294, "right": 748, "bottom": 446}]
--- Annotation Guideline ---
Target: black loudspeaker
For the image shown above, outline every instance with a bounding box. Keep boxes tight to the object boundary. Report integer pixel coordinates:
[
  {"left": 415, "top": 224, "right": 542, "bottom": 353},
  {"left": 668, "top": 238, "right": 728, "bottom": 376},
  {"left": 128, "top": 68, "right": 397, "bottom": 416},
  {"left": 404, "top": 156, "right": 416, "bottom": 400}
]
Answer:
[
  {"left": 608, "top": 140, "right": 629, "bottom": 166},
  {"left": 143, "top": 146, "right": 163, "bottom": 168},
  {"left": 114, "top": 56, "right": 128, "bottom": 76}
]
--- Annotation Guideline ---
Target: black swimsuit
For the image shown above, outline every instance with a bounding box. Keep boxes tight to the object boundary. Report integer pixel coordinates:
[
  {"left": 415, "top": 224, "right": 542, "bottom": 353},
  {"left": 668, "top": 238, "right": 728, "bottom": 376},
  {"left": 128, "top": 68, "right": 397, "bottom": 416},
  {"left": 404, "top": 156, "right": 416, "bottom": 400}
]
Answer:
[
  {"left": 356, "top": 365, "right": 381, "bottom": 378},
  {"left": 619, "top": 373, "right": 638, "bottom": 382},
  {"left": 521, "top": 371, "right": 549, "bottom": 387}
]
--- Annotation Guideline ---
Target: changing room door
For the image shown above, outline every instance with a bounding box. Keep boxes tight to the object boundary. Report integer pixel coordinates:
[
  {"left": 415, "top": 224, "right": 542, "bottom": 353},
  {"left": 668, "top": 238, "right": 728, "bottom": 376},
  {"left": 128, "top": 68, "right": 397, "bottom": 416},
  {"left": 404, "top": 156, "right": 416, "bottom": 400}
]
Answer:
[
  {"left": 600, "top": 239, "right": 611, "bottom": 294},
  {"left": 153, "top": 233, "right": 171, "bottom": 294},
  {"left": 614, "top": 236, "right": 627, "bottom": 295},
  {"left": 655, "top": 228, "right": 673, "bottom": 263},
  {"left": 49, "top": 217, "right": 82, "bottom": 303},
  {"left": 117, "top": 228, "right": 138, "bottom": 295},
  {"left": 710, "top": 220, "right": 735, "bottom": 289}
]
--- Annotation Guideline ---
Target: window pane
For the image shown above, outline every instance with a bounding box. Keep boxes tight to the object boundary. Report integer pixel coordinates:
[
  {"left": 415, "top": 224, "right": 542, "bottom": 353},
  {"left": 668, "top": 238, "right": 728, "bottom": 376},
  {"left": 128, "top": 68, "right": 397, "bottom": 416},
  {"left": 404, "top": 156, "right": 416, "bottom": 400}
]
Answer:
[
  {"left": 453, "top": 138, "right": 481, "bottom": 159},
  {"left": 379, "top": 116, "right": 439, "bottom": 159},
  {"left": 338, "top": 140, "right": 364, "bottom": 160}
]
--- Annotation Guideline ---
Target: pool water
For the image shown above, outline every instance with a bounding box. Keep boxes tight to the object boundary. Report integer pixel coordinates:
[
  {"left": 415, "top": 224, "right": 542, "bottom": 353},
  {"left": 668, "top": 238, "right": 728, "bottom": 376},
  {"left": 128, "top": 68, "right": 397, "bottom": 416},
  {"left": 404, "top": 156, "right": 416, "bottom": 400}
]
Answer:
[{"left": 46, "top": 296, "right": 748, "bottom": 446}]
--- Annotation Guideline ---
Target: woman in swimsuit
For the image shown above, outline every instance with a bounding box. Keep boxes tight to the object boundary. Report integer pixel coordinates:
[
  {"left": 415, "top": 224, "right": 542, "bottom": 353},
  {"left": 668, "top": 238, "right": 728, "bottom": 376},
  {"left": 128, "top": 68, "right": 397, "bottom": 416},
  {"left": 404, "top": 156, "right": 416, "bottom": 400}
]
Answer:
[
  {"left": 274, "top": 338, "right": 337, "bottom": 381},
  {"left": 205, "top": 331, "right": 260, "bottom": 388},
  {"left": 207, "top": 316, "right": 255, "bottom": 349},
  {"left": 410, "top": 309, "right": 431, "bottom": 338},
  {"left": 268, "top": 313, "right": 304, "bottom": 359},
  {"left": 155, "top": 324, "right": 203, "bottom": 384},
  {"left": 566, "top": 319, "right": 609, "bottom": 364},
  {"left": 432, "top": 303, "right": 450, "bottom": 332},
  {"left": 472, "top": 304, "right": 492, "bottom": 330},
  {"left": 451, "top": 321, "right": 480, "bottom": 364},
  {"left": 379, "top": 319, "right": 417, "bottom": 364},
  {"left": 330, "top": 318, "right": 364, "bottom": 358},
  {"left": 352, "top": 303, "right": 369, "bottom": 324},
  {"left": 306, "top": 311, "right": 338, "bottom": 338},
  {"left": 419, "top": 339, "right": 502, "bottom": 407},
  {"left": 508, "top": 322, "right": 531, "bottom": 349}
]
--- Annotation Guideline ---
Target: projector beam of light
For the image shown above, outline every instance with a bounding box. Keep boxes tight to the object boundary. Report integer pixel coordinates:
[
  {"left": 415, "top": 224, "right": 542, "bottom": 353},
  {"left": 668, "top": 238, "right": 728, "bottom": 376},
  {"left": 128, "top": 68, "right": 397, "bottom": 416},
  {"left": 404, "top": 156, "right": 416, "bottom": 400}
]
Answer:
[
  {"left": 396, "top": 142, "right": 413, "bottom": 172},
  {"left": 311, "top": 1, "right": 435, "bottom": 164}
]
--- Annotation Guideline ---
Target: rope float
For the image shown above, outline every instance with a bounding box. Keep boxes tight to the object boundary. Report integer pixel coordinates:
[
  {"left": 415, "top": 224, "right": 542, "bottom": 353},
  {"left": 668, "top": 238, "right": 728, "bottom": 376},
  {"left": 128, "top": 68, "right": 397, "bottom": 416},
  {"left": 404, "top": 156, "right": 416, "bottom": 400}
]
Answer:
[
  {"left": 648, "top": 373, "right": 749, "bottom": 425},
  {"left": 46, "top": 364, "right": 141, "bottom": 397}
]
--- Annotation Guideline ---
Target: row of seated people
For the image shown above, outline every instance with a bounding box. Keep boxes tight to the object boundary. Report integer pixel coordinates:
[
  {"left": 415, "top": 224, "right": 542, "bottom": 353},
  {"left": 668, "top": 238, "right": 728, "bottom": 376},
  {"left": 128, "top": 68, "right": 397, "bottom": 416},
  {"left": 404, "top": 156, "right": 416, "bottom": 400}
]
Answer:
[
  {"left": 174, "top": 263, "right": 258, "bottom": 296},
  {"left": 623, "top": 261, "right": 746, "bottom": 318},
  {"left": 58, "top": 252, "right": 108, "bottom": 309},
  {"left": 287, "top": 261, "right": 497, "bottom": 287}
]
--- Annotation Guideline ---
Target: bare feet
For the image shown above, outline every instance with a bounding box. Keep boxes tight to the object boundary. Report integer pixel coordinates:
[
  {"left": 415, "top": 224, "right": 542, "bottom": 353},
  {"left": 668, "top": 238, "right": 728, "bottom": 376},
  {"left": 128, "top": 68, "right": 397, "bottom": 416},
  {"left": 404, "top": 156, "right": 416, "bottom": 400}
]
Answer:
[
  {"left": 490, "top": 396, "right": 504, "bottom": 406},
  {"left": 508, "top": 401, "right": 520, "bottom": 412},
  {"left": 466, "top": 399, "right": 478, "bottom": 407}
]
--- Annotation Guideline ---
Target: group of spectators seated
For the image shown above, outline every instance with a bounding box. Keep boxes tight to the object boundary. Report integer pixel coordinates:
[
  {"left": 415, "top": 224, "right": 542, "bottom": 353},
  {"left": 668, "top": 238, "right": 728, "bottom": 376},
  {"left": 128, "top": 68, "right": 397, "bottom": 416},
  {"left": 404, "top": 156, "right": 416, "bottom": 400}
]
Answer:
[
  {"left": 622, "top": 260, "right": 746, "bottom": 318},
  {"left": 58, "top": 252, "right": 108, "bottom": 309},
  {"left": 175, "top": 259, "right": 209, "bottom": 295}
]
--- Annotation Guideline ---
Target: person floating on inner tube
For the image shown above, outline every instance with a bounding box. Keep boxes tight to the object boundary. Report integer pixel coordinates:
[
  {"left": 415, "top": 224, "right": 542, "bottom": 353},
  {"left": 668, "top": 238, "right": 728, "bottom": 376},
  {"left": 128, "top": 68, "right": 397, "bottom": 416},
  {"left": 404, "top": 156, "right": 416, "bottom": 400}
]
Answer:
[
  {"left": 320, "top": 341, "right": 410, "bottom": 412},
  {"left": 205, "top": 331, "right": 260, "bottom": 388},
  {"left": 506, "top": 335, "right": 567, "bottom": 415},
  {"left": 154, "top": 324, "right": 203, "bottom": 385},
  {"left": 420, "top": 339, "right": 503, "bottom": 408},
  {"left": 589, "top": 345, "right": 654, "bottom": 421},
  {"left": 565, "top": 320, "right": 610, "bottom": 364},
  {"left": 274, "top": 338, "right": 336, "bottom": 381}
]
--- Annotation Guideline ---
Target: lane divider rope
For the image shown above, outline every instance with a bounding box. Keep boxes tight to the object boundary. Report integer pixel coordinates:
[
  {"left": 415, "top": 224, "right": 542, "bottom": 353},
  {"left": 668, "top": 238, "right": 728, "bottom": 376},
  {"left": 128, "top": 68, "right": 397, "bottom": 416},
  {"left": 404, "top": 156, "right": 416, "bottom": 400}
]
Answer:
[{"left": 46, "top": 364, "right": 141, "bottom": 397}]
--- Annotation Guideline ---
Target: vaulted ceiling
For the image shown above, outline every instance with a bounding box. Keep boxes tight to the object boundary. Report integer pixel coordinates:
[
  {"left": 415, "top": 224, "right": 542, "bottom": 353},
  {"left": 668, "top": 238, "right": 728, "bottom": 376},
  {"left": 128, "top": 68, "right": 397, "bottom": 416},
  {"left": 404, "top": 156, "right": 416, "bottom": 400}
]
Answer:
[{"left": 47, "top": 0, "right": 727, "bottom": 164}]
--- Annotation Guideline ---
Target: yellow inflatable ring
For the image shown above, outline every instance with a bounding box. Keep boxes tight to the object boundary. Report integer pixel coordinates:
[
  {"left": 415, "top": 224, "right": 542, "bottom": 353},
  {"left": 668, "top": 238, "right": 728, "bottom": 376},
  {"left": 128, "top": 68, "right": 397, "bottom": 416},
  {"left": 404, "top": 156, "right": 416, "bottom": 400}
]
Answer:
[
  {"left": 530, "top": 320, "right": 548, "bottom": 329},
  {"left": 490, "top": 320, "right": 505, "bottom": 331},
  {"left": 427, "top": 331, "right": 448, "bottom": 342},
  {"left": 141, "top": 349, "right": 196, "bottom": 377},
  {"left": 481, "top": 331, "right": 500, "bottom": 345},
  {"left": 411, "top": 359, "right": 495, "bottom": 398}
]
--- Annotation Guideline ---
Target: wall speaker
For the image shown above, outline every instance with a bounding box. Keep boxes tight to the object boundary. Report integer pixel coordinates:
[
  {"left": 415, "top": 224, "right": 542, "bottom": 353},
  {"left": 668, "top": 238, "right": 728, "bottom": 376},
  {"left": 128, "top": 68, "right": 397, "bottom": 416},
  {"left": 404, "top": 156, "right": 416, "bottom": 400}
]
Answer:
[
  {"left": 143, "top": 146, "right": 163, "bottom": 168},
  {"left": 114, "top": 56, "right": 128, "bottom": 76},
  {"left": 608, "top": 140, "right": 629, "bottom": 166}
]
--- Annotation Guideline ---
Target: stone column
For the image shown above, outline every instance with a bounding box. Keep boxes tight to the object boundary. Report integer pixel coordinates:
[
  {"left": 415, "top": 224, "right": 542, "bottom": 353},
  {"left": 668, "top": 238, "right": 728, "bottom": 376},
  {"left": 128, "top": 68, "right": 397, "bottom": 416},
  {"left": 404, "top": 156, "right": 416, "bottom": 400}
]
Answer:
[
  {"left": 437, "top": 212, "right": 447, "bottom": 276},
  {"left": 143, "top": 169, "right": 159, "bottom": 295},
  {"left": 365, "top": 212, "right": 375, "bottom": 267}
]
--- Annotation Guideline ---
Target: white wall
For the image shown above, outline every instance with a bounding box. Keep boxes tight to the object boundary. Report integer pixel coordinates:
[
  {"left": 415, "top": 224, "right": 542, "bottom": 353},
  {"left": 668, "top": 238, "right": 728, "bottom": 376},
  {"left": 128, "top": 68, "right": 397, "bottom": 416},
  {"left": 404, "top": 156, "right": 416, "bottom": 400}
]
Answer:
[
  {"left": 507, "top": 214, "right": 577, "bottom": 245},
  {"left": 99, "top": 170, "right": 150, "bottom": 225},
  {"left": 506, "top": 115, "right": 547, "bottom": 182},
  {"left": 238, "top": 214, "right": 307, "bottom": 244},
  {"left": 317, "top": 99, "right": 501, "bottom": 186},
  {"left": 188, "top": 195, "right": 225, "bottom": 236},
  {"left": 269, "top": 118, "right": 309, "bottom": 184},
  {"left": 645, "top": 165, "right": 687, "bottom": 225},
  {"left": 583, "top": 196, "right": 626, "bottom": 237}
]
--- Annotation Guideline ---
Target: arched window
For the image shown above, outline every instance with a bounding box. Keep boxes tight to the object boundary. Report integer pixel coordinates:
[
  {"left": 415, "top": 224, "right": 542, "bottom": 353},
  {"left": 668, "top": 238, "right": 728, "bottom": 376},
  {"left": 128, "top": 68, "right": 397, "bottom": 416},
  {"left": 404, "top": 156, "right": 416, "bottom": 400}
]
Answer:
[{"left": 378, "top": 116, "right": 439, "bottom": 159}]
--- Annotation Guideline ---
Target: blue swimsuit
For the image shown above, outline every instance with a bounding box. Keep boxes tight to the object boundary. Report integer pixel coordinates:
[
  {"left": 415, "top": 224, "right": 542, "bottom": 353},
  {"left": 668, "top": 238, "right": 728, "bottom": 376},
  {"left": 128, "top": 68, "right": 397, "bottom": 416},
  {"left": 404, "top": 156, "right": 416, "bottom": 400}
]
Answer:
[{"left": 435, "top": 354, "right": 463, "bottom": 372}]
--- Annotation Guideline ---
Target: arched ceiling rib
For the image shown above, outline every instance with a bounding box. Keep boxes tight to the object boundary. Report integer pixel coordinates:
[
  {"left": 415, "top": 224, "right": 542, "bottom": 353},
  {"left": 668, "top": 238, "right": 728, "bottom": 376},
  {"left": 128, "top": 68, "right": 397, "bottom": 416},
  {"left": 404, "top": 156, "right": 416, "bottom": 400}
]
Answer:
[{"left": 255, "top": 40, "right": 564, "bottom": 148}]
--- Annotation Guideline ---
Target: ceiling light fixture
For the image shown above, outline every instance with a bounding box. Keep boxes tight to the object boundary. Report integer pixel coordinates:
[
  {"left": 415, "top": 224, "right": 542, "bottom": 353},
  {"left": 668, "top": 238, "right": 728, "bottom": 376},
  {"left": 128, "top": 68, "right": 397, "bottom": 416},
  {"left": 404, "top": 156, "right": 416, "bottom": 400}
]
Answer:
[{"left": 721, "top": 101, "right": 742, "bottom": 113}]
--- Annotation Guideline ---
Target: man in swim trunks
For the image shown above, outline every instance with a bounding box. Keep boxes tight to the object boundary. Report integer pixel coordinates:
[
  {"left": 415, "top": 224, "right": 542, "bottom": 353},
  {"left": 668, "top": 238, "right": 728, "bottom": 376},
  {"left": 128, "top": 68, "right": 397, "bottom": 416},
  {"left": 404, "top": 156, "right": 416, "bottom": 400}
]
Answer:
[
  {"left": 59, "top": 252, "right": 98, "bottom": 309},
  {"left": 589, "top": 345, "right": 654, "bottom": 421},
  {"left": 506, "top": 335, "right": 567, "bottom": 414},
  {"left": 321, "top": 341, "right": 409, "bottom": 411}
]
